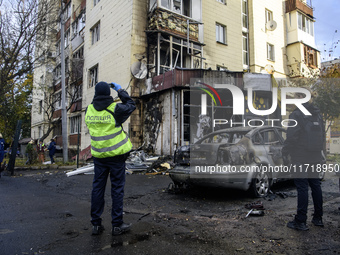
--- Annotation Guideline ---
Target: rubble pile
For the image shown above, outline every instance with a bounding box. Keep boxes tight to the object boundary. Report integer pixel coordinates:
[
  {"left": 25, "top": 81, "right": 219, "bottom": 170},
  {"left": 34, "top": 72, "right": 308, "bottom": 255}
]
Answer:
[{"left": 126, "top": 151, "right": 174, "bottom": 175}]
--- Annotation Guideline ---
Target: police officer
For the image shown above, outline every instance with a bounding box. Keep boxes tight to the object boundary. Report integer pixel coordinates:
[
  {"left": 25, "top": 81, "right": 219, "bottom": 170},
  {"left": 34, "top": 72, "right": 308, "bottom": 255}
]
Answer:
[
  {"left": 85, "top": 81, "right": 136, "bottom": 235},
  {"left": 283, "top": 88, "right": 324, "bottom": 231}
]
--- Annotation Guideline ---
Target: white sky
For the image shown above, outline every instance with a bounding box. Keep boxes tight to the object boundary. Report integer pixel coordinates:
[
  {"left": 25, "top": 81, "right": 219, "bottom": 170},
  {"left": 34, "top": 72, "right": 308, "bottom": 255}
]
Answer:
[{"left": 313, "top": 0, "right": 340, "bottom": 62}]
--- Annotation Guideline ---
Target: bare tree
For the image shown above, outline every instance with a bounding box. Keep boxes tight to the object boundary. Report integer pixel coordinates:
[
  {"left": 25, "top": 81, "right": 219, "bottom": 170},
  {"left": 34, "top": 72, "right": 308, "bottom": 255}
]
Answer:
[
  {"left": 0, "top": 0, "right": 59, "bottom": 139},
  {"left": 34, "top": 72, "right": 83, "bottom": 142}
]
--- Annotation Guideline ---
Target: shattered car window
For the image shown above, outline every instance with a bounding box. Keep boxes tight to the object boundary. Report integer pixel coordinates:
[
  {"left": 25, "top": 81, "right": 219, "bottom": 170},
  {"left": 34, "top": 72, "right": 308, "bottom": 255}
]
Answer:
[
  {"left": 252, "top": 133, "right": 263, "bottom": 145},
  {"left": 259, "top": 130, "right": 281, "bottom": 145},
  {"left": 201, "top": 133, "right": 230, "bottom": 144},
  {"left": 231, "top": 133, "right": 244, "bottom": 143}
]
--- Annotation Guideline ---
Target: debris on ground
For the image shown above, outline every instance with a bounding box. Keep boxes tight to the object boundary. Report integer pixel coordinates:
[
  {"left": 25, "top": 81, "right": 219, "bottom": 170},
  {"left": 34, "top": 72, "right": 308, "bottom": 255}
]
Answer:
[
  {"left": 245, "top": 201, "right": 265, "bottom": 217},
  {"left": 65, "top": 150, "right": 175, "bottom": 177},
  {"left": 126, "top": 150, "right": 174, "bottom": 175}
]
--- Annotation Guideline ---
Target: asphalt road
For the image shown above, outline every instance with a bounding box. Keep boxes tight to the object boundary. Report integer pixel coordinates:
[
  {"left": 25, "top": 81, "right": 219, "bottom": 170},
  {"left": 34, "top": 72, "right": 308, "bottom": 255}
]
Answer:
[{"left": 1, "top": 168, "right": 340, "bottom": 255}]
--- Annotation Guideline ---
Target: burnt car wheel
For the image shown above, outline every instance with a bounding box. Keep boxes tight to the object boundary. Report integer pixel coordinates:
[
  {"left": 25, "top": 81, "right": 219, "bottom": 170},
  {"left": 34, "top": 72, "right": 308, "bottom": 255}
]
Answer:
[{"left": 250, "top": 170, "right": 271, "bottom": 198}]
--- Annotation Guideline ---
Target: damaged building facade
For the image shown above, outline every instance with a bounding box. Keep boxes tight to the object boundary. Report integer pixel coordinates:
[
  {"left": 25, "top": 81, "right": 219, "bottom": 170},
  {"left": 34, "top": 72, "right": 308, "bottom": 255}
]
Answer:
[{"left": 32, "top": 0, "right": 320, "bottom": 158}]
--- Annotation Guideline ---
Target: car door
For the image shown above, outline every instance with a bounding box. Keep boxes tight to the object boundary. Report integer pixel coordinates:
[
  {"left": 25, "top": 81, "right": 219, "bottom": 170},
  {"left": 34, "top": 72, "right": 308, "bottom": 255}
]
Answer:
[{"left": 259, "top": 128, "right": 288, "bottom": 179}]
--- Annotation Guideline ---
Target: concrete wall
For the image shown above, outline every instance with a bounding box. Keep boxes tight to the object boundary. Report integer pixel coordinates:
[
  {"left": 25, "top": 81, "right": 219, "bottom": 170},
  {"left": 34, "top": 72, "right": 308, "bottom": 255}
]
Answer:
[
  {"left": 81, "top": 0, "right": 148, "bottom": 151},
  {"left": 248, "top": 0, "right": 287, "bottom": 78},
  {"left": 202, "top": 0, "right": 243, "bottom": 71}
]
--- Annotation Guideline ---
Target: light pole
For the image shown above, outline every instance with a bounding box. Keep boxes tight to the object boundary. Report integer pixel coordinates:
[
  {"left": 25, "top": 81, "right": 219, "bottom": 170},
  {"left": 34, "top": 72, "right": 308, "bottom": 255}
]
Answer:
[{"left": 60, "top": 2, "right": 68, "bottom": 163}]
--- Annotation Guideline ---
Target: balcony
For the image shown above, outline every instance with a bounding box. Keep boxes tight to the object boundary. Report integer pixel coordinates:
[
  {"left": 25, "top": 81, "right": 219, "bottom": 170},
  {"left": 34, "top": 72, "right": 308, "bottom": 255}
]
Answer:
[
  {"left": 140, "top": 68, "right": 243, "bottom": 96},
  {"left": 148, "top": 8, "right": 200, "bottom": 42},
  {"left": 73, "top": 0, "right": 86, "bottom": 20},
  {"left": 286, "top": 0, "right": 313, "bottom": 18}
]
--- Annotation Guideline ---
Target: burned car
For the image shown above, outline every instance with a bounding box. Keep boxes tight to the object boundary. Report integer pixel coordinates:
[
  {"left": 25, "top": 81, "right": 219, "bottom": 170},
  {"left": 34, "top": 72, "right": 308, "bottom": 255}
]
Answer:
[{"left": 170, "top": 126, "right": 307, "bottom": 197}]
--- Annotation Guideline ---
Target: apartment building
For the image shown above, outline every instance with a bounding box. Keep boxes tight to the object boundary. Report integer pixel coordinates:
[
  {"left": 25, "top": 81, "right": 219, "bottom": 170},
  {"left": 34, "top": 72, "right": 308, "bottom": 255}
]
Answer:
[
  {"left": 31, "top": 0, "right": 85, "bottom": 155},
  {"left": 32, "top": 0, "right": 321, "bottom": 158}
]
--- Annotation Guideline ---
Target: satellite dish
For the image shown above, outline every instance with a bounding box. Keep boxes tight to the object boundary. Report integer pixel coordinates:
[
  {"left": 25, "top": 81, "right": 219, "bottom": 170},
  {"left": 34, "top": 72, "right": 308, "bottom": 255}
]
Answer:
[
  {"left": 131, "top": 61, "right": 147, "bottom": 79},
  {"left": 266, "top": 20, "right": 277, "bottom": 31}
]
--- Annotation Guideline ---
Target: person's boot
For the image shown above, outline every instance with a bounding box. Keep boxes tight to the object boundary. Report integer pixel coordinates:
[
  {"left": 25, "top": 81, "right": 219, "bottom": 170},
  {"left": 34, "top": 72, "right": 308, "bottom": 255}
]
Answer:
[
  {"left": 287, "top": 220, "right": 309, "bottom": 231},
  {"left": 92, "top": 225, "right": 105, "bottom": 235},
  {"left": 312, "top": 217, "right": 324, "bottom": 227},
  {"left": 112, "top": 223, "right": 131, "bottom": 236}
]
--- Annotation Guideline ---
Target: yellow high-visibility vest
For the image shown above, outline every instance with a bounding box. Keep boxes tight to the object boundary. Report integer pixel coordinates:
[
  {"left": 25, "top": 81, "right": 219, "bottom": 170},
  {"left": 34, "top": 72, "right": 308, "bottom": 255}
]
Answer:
[{"left": 85, "top": 102, "right": 132, "bottom": 158}]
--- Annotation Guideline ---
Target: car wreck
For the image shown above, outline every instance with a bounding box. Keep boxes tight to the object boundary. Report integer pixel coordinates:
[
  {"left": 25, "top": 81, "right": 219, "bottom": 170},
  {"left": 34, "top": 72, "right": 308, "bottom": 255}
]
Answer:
[{"left": 170, "top": 126, "right": 295, "bottom": 197}]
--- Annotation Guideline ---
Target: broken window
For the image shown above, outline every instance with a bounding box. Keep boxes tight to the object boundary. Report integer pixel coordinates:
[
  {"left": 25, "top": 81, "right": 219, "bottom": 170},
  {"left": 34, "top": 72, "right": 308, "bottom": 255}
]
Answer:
[
  {"left": 304, "top": 45, "right": 317, "bottom": 67},
  {"left": 157, "top": 0, "right": 200, "bottom": 19},
  {"left": 151, "top": 34, "right": 203, "bottom": 75},
  {"left": 91, "top": 22, "right": 100, "bottom": 45},
  {"left": 89, "top": 65, "right": 98, "bottom": 88}
]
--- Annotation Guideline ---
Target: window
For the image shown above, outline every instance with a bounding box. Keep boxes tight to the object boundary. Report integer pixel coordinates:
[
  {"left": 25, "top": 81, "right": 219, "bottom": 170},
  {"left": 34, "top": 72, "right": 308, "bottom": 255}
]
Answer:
[
  {"left": 259, "top": 130, "right": 281, "bottom": 145},
  {"left": 298, "top": 13, "right": 314, "bottom": 36},
  {"left": 70, "top": 115, "right": 81, "bottom": 134},
  {"left": 72, "top": 21, "right": 78, "bottom": 37},
  {"left": 55, "top": 64, "right": 61, "bottom": 78},
  {"left": 216, "top": 23, "right": 226, "bottom": 44},
  {"left": 217, "top": 0, "right": 226, "bottom": 4},
  {"left": 159, "top": 0, "right": 196, "bottom": 19},
  {"left": 242, "top": 33, "right": 249, "bottom": 66},
  {"left": 304, "top": 45, "right": 317, "bottom": 67},
  {"left": 267, "top": 43, "right": 275, "bottom": 61},
  {"left": 65, "top": 57, "right": 69, "bottom": 75},
  {"left": 94, "top": 0, "right": 100, "bottom": 6},
  {"left": 54, "top": 92, "right": 62, "bottom": 110},
  {"left": 73, "top": 47, "right": 84, "bottom": 59},
  {"left": 89, "top": 65, "right": 98, "bottom": 88},
  {"left": 63, "top": 4, "right": 71, "bottom": 20},
  {"left": 161, "top": 0, "right": 170, "bottom": 9},
  {"left": 91, "top": 22, "right": 100, "bottom": 45},
  {"left": 242, "top": 0, "right": 248, "bottom": 29},
  {"left": 64, "top": 29, "right": 70, "bottom": 48},
  {"left": 56, "top": 41, "right": 61, "bottom": 55},
  {"left": 73, "top": 84, "right": 83, "bottom": 100},
  {"left": 39, "top": 100, "right": 43, "bottom": 114},
  {"left": 265, "top": 9, "right": 273, "bottom": 23}
]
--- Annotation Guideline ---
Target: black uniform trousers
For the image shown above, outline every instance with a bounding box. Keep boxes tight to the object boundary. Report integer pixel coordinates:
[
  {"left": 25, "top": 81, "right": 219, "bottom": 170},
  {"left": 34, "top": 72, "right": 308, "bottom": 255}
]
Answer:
[
  {"left": 293, "top": 163, "right": 323, "bottom": 223},
  {"left": 91, "top": 157, "right": 125, "bottom": 227}
]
